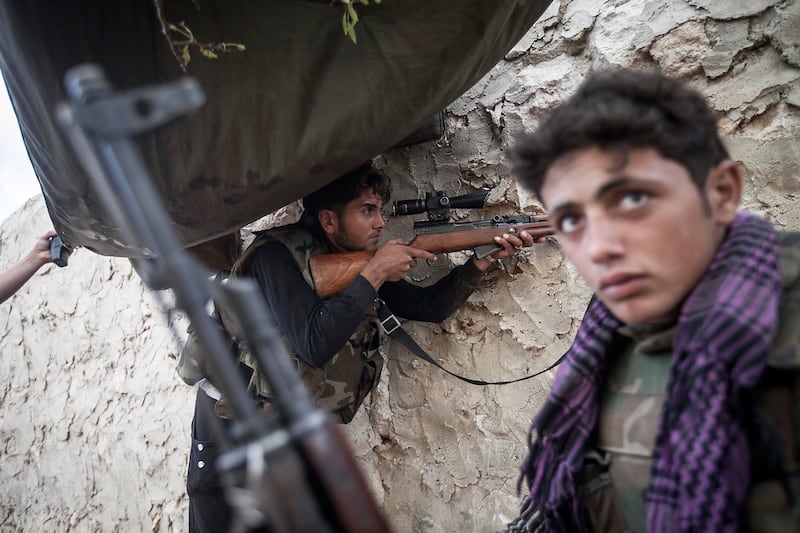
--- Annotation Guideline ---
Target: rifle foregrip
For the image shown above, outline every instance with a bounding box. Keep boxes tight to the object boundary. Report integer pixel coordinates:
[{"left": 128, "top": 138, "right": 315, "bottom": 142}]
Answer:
[{"left": 310, "top": 250, "right": 376, "bottom": 299}]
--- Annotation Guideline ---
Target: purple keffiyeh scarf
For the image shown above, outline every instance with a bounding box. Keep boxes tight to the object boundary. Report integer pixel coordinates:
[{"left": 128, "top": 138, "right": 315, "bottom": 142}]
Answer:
[{"left": 515, "top": 211, "right": 782, "bottom": 532}]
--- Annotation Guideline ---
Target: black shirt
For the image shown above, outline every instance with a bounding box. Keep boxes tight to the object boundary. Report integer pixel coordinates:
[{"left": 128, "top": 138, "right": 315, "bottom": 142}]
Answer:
[{"left": 248, "top": 240, "right": 487, "bottom": 367}]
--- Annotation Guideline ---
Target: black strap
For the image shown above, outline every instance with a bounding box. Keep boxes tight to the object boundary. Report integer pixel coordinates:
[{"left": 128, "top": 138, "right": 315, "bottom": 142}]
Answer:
[{"left": 374, "top": 300, "right": 564, "bottom": 386}]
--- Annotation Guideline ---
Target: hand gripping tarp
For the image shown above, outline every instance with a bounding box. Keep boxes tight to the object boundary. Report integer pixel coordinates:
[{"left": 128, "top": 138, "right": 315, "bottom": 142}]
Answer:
[{"left": 0, "top": 0, "right": 552, "bottom": 264}]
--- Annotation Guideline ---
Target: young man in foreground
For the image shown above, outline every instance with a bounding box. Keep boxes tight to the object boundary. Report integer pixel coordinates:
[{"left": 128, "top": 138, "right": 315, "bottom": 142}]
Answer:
[{"left": 505, "top": 68, "right": 799, "bottom": 532}]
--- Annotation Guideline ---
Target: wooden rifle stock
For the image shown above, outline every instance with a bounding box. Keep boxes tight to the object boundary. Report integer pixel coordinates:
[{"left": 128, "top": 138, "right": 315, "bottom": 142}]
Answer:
[
  {"left": 297, "top": 423, "right": 392, "bottom": 531},
  {"left": 310, "top": 218, "right": 553, "bottom": 298}
]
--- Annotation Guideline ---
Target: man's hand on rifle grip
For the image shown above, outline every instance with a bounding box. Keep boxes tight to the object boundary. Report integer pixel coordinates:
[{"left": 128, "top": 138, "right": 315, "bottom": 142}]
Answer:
[{"left": 360, "top": 238, "right": 438, "bottom": 290}]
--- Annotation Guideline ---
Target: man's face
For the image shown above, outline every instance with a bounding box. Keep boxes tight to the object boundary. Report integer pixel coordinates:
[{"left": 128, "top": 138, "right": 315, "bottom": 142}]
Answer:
[
  {"left": 324, "top": 190, "right": 386, "bottom": 252},
  {"left": 540, "top": 147, "right": 732, "bottom": 325}
]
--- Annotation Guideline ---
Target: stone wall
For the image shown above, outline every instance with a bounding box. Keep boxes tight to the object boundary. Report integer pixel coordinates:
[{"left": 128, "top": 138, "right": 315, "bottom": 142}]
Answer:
[
  {"left": 1, "top": 0, "right": 798, "bottom": 531},
  {"left": 0, "top": 198, "right": 192, "bottom": 531}
]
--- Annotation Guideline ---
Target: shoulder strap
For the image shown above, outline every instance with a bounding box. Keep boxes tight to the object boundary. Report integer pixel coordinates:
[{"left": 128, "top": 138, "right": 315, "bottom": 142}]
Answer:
[{"left": 375, "top": 299, "right": 563, "bottom": 385}]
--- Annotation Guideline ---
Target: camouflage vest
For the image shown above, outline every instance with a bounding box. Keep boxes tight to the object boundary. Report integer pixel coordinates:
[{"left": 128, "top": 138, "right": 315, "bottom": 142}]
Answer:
[
  {"left": 581, "top": 232, "right": 800, "bottom": 533},
  {"left": 231, "top": 215, "right": 384, "bottom": 424}
]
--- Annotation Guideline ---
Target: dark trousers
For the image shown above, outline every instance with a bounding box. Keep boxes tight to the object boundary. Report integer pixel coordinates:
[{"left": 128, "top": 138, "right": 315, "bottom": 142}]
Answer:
[
  {"left": 187, "top": 387, "right": 234, "bottom": 533},
  {"left": 187, "top": 386, "right": 275, "bottom": 533}
]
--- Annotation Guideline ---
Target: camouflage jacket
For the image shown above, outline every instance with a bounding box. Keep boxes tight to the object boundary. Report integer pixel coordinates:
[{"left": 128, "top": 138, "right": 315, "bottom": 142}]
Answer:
[
  {"left": 231, "top": 213, "right": 383, "bottom": 424},
  {"left": 178, "top": 213, "right": 490, "bottom": 422}
]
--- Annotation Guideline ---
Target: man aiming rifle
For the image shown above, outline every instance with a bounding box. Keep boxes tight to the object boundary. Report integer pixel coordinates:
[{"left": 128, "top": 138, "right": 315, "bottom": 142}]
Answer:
[
  {"left": 183, "top": 162, "right": 543, "bottom": 533},
  {"left": 309, "top": 189, "right": 553, "bottom": 299}
]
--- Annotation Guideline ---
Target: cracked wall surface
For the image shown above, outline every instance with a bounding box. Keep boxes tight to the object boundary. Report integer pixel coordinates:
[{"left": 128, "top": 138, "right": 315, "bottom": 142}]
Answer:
[{"left": 1, "top": 1, "right": 798, "bottom": 531}]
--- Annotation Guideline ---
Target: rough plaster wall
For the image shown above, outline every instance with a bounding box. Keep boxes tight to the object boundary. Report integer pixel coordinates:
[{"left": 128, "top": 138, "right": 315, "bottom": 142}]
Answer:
[
  {"left": 0, "top": 198, "right": 194, "bottom": 532},
  {"left": 1, "top": 0, "right": 798, "bottom": 531}
]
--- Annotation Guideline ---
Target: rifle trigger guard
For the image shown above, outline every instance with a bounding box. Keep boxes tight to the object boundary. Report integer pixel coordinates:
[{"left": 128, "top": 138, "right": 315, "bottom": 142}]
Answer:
[{"left": 426, "top": 252, "right": 444, "bottom": 266}]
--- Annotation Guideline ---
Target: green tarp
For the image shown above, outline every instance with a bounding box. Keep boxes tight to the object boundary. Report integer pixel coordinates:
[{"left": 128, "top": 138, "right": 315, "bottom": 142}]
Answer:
[{"left": 0, "top": 0, "right": 552, "bottom": 260}]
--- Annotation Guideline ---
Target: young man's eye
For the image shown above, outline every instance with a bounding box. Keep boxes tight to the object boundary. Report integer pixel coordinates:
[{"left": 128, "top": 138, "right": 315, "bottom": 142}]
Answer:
[
  {"left": 557, "top": 214, "right": 582, "bottom": 234},
  {"left": 619, "top": 190, "right": 651, "bottom": 210}
]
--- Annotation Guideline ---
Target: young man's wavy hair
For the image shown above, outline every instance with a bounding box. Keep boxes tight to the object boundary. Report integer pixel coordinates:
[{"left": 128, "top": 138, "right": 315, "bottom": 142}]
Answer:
[
  {"left": 303, "top": 162, "right": 392, "bottom": 217},
  {"left": 512, "top": 68, "right": 729, "bottom": 202}
]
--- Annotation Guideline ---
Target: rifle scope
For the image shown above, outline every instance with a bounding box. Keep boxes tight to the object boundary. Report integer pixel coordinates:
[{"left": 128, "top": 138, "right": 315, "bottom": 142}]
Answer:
[{"left": 393, "top": 190, "right": 490, "bottom": 216}]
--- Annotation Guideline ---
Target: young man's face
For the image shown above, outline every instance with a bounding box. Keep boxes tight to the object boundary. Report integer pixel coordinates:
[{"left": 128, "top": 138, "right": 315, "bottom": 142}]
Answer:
[
  {"left": 321, "top": 190, "right": 386, "bottom": 252},
  {"left": 540, "top": 147, "right": 738, "bottom": 325}
]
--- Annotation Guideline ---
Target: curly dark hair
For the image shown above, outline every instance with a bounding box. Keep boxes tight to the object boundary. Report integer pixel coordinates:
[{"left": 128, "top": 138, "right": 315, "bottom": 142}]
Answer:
[
  {"left": 302, "top": 162, "right": 392, "bottom": 216},
  {"left": 511, "top": 68, "right": 729, "bottom": 200}
]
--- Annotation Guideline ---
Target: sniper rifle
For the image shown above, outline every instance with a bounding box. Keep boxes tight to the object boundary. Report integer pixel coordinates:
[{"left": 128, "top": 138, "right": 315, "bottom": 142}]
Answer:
[{"left": 310, "top": 190, "right": 554, "bottom": 299}]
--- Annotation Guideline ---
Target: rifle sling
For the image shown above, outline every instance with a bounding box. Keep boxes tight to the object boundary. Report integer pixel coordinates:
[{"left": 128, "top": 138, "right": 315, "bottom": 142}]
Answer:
[{"left": 374, "top": 300, "right": 563, "bottom": 386}]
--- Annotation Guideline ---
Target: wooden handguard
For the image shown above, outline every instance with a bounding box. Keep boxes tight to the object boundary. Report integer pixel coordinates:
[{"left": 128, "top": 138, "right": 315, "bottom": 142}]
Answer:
[{"left": 310, "top": 219, "right": 553, "bottom": 299}]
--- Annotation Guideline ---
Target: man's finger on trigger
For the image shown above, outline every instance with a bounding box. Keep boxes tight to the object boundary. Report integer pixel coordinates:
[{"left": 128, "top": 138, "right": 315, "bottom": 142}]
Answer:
[{"left": 411, "top": 248, "right": 437, "bottom": 261}]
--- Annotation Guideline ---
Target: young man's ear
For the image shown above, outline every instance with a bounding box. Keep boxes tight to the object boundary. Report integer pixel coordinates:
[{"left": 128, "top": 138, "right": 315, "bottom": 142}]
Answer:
[
  {"left": 317, "top": 209, "right": 339, "bottom": 237},
  {"left": 705, "top": 159, "right": 742, "bottom": 224}
]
